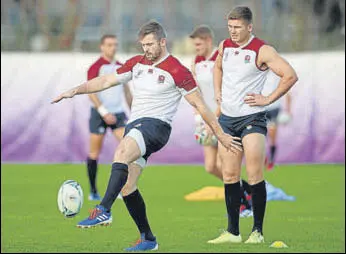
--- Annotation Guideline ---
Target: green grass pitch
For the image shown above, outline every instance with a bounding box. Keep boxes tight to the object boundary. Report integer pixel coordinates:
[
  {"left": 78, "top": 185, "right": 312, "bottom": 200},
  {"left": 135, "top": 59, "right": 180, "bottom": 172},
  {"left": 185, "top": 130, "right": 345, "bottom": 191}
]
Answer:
[{"left": 1, "top": 164, "right": 345, "bottom": 253}]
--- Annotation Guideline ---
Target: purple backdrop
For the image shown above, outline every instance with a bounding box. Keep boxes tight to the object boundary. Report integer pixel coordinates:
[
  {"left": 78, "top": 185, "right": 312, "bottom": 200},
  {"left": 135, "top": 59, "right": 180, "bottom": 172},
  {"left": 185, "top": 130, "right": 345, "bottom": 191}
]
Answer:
[{"left": 1, "top": 52, "right": 345, "bottom": 164}]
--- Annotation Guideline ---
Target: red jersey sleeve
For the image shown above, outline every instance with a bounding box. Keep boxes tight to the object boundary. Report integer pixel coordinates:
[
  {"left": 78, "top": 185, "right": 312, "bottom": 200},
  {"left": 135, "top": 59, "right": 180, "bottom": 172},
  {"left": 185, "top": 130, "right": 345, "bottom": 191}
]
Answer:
[
  {"left": 174, "top": 65, "right": 198, "bottom": 95},
  {"left": 115, "top": 55, "right": 143, "bottom": 83},
  {"left": 87, "top": 64, "right": 100, "bottom": 80},
  {"left": 157, "top": 56, "right": 198, "bottom": 96}
]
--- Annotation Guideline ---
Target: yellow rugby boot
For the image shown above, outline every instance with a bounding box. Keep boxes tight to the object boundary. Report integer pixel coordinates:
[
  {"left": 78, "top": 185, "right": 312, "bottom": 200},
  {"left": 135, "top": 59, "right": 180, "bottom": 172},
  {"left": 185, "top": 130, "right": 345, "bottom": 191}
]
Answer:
[
  {"left": 207, "top": 231, "right": 242, "bottom": 244},
  {"left": 244, "top": 230, "right": 265, "bottom": 244}
]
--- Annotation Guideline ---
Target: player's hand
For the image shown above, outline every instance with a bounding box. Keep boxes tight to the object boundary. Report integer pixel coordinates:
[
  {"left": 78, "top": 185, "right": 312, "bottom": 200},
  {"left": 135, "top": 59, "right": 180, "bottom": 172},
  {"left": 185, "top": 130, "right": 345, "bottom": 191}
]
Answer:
[
  {"left": 51, "top": 88, "right": 77, "bottom": 104},
  {"left": 103, "top": 113, "right": 117, "bottom": 125},
  {"left": 244, "top": 93, "right": 270, "bottom": 107},
  {"left": 218, "top": 133, "right": 243, "bottom": 153}
]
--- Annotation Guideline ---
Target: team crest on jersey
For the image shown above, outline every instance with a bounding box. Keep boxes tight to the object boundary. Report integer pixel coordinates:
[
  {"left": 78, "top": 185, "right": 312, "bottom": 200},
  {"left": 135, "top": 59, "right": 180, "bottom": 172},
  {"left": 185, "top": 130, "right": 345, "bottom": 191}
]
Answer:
[
  {"left": 245, "top": 55, "right": 251, "bottom": 63},
  {"left": 134, "top": 69, "right": 143, "bottom": 78},
  {"left": 158, "top": 75, "right": 165, "bottom": 83}
]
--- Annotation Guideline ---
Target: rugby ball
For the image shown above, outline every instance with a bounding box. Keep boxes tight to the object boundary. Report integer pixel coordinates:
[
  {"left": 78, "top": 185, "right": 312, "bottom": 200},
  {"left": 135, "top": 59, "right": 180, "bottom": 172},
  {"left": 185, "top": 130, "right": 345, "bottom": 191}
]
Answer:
[
  {"left": 277, "top": 112, "right": 292, "bottom": 125},
  {"left": 57, "top": 180, "right": 83, "bottom": 217}
]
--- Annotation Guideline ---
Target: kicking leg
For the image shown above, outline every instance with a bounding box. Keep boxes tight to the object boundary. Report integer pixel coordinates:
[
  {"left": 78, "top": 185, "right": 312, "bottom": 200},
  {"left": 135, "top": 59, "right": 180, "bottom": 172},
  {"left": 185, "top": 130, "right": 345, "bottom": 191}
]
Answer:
[
  {"left": 122, "top": 162, "right": 156, "bottom": 243},
  {"left": 99, "top": 135, "right": 142, "bottom": 211},
  {"left": 77, "top": 136, "right": 141, "bottom": 228}
]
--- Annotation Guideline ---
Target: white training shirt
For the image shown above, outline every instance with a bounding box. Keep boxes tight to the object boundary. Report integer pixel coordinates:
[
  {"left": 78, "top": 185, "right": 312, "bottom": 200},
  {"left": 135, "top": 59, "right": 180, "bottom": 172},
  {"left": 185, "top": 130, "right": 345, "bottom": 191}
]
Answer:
[
  {"left": 221, "top": 35, "right": 269, "bottom": 117},
  {"left": 87, "top": 57, "right": 125, "bottom": 114},
  {"left": 194, "top": 48, "right": 218, "bottom": 112},
  {"left": 98, "top": 62, "right": 125, "bottom": 113},
  {"left": 114, "top": 54, "right": 198, "bottom": 125}
]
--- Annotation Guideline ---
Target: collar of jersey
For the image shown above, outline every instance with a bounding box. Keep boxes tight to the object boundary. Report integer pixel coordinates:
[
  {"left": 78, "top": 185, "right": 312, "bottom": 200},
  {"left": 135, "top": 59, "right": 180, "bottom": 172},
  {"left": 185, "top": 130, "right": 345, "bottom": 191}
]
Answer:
[
  {"left": 236, "top": 34, "right": 255, "bottom": 49},
  {"left": 206, "top": 48, "right": 218, "bottom": 61},
  {"left": 151, "top": 53, "right": 170, "bottom": 67}
]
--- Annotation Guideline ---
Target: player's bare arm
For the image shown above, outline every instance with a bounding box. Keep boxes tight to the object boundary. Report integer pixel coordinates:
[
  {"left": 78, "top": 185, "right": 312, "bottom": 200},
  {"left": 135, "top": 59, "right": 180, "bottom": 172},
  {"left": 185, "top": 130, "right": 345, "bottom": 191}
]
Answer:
[
  {"left": 124, "top": 83, "right": 133, "bottom": 108},
  {"left": 184, "top": 89, "right": 242, "bottom": 153},
  {"left": 213, "top": 40, "right": 224, "bottom": 105},
  {"left": 190, "top": 59, "right": 202, "bottom": 117},
  {"left": 244, "top": 45, "right": 298, "bottom": 107},
  {"left": 51, "top": 73, "right": 119, "bottom": 104}
]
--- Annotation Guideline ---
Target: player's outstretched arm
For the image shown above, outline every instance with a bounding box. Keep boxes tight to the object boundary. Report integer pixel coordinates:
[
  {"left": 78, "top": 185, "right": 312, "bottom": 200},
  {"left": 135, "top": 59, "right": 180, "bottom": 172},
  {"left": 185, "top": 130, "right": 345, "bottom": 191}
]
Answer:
[
  {"left": 185, "top": 89, "right": 242, "bottom": 153},
  {"left": 244, "top": 45, "right": 298, "bottom": 107},
  {"left": 51, "top": 73, "right": 119, "bottom": 104}
]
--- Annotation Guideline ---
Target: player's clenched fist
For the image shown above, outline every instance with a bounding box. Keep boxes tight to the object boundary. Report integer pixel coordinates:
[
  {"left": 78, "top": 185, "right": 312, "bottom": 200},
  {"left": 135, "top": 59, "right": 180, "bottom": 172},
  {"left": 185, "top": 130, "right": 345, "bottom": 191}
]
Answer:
[
  {"left": 218, "top": 133, "right": 243, "bottom": 153},
  {"left": 103, "top": 113, "right": 117, "bottom": 125}
]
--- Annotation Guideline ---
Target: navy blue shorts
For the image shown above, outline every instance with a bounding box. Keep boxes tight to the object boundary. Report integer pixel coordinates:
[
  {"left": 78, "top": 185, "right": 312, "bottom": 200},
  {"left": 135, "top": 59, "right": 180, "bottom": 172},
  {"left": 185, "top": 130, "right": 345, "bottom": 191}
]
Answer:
[
  {"left": 89, "top": 108, "right": 127, "bottom": 134},
  {"left": 218, "top": 112, "right": 267, "bottom": 140},
  {"left": 266, "top": 108, "right": 281, "bottom": 124},
  {"left": 124, "top": 117, "right": 172, "bottom": 161}
]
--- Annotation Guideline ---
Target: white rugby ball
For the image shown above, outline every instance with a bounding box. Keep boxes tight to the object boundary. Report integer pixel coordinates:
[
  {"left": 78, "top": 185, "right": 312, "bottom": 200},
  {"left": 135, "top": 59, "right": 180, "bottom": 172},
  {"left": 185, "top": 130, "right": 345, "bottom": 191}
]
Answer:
[
  {"left": 194, "top": 129, "right": 218, "bottom": 146},
  {"left": 57, "top": 180, "right": 83, "bottom": 218},
  {"left": 277, "top": 112, "right": 292, "bottom": 125}
]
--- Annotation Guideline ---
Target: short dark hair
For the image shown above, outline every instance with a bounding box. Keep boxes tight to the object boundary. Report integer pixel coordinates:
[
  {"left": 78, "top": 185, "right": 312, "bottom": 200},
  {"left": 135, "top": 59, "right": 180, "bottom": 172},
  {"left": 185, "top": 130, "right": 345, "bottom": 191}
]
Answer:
[
  {"left": 138, "top": 20, "right": 167, "bottom": 40},
  {"left": 227, "top": 6, "right": 253, "bottom": 24},
  {"left": 189, "top": 25, "right": 214, "bottom": 39},
  {"left": 100, "top": 34, "right": 116, "bottom": 44}
]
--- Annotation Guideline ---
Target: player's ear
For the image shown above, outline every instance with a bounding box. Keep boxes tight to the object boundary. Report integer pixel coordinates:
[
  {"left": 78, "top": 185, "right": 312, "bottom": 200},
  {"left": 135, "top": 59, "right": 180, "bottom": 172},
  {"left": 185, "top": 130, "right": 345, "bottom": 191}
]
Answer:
[
  {"left": 159, "top": 38, "right": 166, "bottom": 47},
  {"left": 207, "top": 36, "right": 213, "bottom": 45},
  {"left": 247, "top": 23, "right": 253, "bottom": 33}
]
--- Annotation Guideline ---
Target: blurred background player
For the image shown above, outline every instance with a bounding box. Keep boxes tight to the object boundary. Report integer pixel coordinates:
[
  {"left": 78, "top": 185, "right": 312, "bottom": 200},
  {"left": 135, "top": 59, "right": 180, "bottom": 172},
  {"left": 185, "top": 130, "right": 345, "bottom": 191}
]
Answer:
[
  {"left": 190, "top": 25, "right": 253, "bottom": 216},
  {"left": 86, "top": 34, "right": 132, "bottom": 200},
  {"left": 262, "top": 71, "right": 292, "bottom": 170},
  {"left": 190, "top": 25, "right": 221, "bottom": 179}
]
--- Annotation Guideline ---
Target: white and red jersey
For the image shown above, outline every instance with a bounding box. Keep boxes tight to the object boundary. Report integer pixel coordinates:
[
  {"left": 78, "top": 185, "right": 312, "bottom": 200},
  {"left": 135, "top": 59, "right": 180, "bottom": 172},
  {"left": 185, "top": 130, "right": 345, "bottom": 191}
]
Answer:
[
  {"left": 88, "top": 57, "right": 125, "bottom": 113},
  {"left": 221, "top": 35, "right": 269, "bottom": 117},
  {"left": 194, "top": 48, "right": 218, "bottom": 112},
  {"left": 115, "top": 54, "right": 198, "bottom": 125}
]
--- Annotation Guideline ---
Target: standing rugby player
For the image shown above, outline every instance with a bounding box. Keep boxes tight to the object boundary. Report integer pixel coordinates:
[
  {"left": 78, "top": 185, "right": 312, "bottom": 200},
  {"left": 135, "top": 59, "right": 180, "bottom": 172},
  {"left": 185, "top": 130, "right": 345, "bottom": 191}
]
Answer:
[{"left": 208, "top": 6, "right": 298, "bottom": 244}]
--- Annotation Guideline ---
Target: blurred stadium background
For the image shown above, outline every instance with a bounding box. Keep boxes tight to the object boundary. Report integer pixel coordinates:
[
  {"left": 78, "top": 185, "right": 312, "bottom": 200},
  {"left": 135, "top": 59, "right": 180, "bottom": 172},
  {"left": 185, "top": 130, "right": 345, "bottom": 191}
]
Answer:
[
  {"left": 1, "top": 0, "right": 345, "bottom": 253},
  {"left": 1, "top": 0, "right": 345, "bottom": 52}
]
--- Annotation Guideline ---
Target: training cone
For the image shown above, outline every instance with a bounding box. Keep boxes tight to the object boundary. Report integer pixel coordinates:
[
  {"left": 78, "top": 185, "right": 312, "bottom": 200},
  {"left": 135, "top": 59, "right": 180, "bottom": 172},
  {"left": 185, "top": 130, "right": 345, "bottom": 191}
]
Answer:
[
  {"left": 270, "top": 241, "right": 288, "bottom": 248},
  {"left": 184, "top": 186, "right": 224, "bottom": 201}
]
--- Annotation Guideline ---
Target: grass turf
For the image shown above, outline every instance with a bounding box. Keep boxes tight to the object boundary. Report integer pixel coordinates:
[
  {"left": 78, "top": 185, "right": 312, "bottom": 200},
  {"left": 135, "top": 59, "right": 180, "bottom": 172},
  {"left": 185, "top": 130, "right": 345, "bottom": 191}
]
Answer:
[{"left": 1, "top": 164, "right": 345, "bottom": 253}]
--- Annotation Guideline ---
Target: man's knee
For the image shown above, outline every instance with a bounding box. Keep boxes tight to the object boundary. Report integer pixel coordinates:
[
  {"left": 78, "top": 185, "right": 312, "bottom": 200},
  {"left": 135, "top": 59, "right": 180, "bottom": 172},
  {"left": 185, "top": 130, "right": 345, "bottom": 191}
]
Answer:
[
  {"left": 88, "top": 152, "right": 100, "bottom": 160},
  {"left": 121, "top": 183, "right": 137, "bottom": 197},
  {"left": 246, "top": 168, "right": 264, "bottom": 185},
  {"left": 114, "top": 145, "right": 132, "bottom": 163},
  {"left": 222, "top": 171, "right": 241, "bottom": 183}
]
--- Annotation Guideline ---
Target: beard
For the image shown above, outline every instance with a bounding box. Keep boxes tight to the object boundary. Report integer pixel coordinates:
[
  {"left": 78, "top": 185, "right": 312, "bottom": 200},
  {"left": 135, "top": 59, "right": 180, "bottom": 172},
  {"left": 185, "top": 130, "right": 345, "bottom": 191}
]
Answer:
[{"left": 145, "top": 48, "right": 162, "bottom": 61}]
